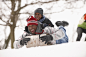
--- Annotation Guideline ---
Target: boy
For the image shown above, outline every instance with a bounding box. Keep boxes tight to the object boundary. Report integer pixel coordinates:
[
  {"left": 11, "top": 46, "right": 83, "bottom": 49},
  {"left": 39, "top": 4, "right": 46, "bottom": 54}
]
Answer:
[{"left": 34, "top": 8, "right": 54, "bottom": 28}]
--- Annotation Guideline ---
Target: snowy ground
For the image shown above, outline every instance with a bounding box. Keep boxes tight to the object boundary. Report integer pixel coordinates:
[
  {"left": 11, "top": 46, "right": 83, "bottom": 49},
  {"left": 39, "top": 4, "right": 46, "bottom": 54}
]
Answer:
[{"left": 0, "top": 42, "right": 86, "bottom": 57}]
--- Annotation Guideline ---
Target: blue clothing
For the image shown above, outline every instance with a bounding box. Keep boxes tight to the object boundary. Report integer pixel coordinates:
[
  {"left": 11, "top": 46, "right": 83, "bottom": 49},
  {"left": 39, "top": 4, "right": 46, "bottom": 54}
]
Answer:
[
  {"left": 38, "top": 15, "right": 54, "bottom": 28},
  {"left": 38, "top": 16, "right": 48, "bottom": 27},
  {"left": 56, "top": 26, "right": 68, "bottom": 44},
  {"left": 38, "top": 15, "right": 45, "bottom": 23}
]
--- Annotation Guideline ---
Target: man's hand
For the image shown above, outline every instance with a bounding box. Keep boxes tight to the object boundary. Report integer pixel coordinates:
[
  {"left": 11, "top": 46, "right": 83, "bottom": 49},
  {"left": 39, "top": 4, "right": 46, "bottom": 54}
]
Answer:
[
  {"left": 40, "top": 35, "right": 53, "bottom": 44},
  {"left": 20, "top": 38, "right": 30, "bottom": 45}
]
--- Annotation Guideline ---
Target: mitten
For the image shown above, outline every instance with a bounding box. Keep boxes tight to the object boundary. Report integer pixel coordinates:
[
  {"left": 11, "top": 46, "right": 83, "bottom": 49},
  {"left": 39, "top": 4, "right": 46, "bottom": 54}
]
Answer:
[
  {"left": 20, "top": 38, "right": 30, "bottom": 45},
  {"left": 40, "top": 35, "right": 53, "bottom": 44}
]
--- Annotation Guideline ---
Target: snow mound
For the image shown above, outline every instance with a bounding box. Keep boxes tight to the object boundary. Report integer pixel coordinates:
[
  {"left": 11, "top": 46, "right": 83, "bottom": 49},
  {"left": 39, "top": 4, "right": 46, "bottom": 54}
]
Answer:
[{"left": 0, "top": 42, "right": 86, "bottom": 57}]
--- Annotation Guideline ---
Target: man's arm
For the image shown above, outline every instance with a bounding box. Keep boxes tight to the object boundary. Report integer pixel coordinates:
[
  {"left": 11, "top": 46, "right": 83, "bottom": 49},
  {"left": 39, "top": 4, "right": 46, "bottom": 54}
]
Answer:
[
  {"left": 14, "top": 35, "right": 24, "bottom": 49},
  {"left": 43, "top": 26, "right": 65, "bottom": 41},
  {"left": 14, "top": 32, "right": 30, "bottom": 49}
]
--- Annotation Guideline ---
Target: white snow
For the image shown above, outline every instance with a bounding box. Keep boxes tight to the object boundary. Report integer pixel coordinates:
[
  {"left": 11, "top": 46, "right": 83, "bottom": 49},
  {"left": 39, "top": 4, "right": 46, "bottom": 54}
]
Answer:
[{"left": 0, "top": 42, "right": 86, "bottom": 57}]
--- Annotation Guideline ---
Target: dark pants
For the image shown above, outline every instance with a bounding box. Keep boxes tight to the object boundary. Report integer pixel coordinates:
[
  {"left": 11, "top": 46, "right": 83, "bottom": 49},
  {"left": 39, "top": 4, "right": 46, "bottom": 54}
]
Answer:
[{"left": 76, "top": 27, "right": 86, "bottom": 41}]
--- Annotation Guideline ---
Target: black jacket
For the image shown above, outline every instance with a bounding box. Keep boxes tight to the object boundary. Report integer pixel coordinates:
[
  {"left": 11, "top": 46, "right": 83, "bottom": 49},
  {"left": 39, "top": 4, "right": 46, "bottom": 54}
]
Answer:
[
  {"left": 39, "top": 16, "right": 54, "bottom": 29},
  {"left": 42, "top": 17, "right": 54, "bottom": 27}
]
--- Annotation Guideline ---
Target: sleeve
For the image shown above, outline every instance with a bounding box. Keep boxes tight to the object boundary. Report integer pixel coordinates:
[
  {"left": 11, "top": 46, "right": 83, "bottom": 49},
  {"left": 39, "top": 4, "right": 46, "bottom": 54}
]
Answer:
[
  {"left": 78, "top": 17, "right": 85, "bottom": 25},
  {"left": 13, "top": 32, "right": 27, "bottom": 49},
  {"left": 43, "top": 27, "right": 65, "bottom": 40},
  {"left": 46, "top": 18, "right": 54, "bottom": 27}
]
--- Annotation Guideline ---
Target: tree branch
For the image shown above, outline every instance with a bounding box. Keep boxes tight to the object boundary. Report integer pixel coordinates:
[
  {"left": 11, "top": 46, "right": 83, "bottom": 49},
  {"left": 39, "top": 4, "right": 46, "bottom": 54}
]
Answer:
[
  {"left": 3, "top": 1, "right": 11, "bottom": 10},
  {"left": 16, "top": 4, "right": 28, "bottom": 13},
  {"left": 64, "top": 1, "right": 85, "bottom": 9},
  {"left": 0, "top": 24, "right": 7, "bottom": 26},
  {"left": 15, "top": 0, "right": 59, "bottom": 13},
  {"left": 0, "top": 16, "right": 11, "bottom": 26},
  {"left": 18, "top": 9, "right": 64, "bottom": 15},
  {"left": 17, "top": 12, "right": 33, "bottom": 15},
  {"left": 16, "top": 0, "right": 85, "bottom": 15},
  {"left": 0, "top": 17, "right": 7, "bottom": 23}
]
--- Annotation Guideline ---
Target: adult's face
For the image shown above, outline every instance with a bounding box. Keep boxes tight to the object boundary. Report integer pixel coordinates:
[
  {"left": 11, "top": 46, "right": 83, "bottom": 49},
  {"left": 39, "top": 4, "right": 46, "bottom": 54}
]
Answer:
[
  {"left": 35, "top": 13, "right": 42, "bottom": 21},
  {"left": 28, "top": 25, "right": 37, "bottom": 35}
]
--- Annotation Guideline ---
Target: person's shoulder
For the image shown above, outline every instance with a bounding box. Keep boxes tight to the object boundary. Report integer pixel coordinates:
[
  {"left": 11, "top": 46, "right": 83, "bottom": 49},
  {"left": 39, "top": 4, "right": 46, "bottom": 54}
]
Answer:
[
  {"left": 44, "top": 17, "right": 51, "bottom": 22},
  {"left": 45, "top": 17, "right": 49, "bottom": 20}
]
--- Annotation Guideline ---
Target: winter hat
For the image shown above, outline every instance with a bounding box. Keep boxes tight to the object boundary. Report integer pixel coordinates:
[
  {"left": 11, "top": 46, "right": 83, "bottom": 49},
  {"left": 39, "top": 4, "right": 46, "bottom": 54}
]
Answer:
[
  {"left": 34, "top": 8, "right": 43, "bottom": 16},
  {"left": 84, "top": 14, "right": 86, "bottom": 20},
  {"left": 27, "top": 16, "right": 38, "bottom": 26}
]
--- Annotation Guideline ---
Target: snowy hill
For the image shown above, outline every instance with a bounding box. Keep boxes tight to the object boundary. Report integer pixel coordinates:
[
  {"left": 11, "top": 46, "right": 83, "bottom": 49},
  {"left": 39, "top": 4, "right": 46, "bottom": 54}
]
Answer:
[{"left": 0, "top": 42, "right": 86, "bottom": 57}]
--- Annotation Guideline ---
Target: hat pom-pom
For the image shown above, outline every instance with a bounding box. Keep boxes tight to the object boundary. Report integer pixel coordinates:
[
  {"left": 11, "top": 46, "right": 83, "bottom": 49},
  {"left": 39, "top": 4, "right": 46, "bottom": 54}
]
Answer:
[{"left": 26, "top": 16, "right": 33, "bottom": 22}]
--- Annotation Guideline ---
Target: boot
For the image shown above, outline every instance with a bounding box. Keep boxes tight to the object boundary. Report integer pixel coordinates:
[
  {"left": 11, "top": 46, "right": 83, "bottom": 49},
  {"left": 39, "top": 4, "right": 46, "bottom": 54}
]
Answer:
[{"left": 55, "top": 21, "right": 69, "bottom": 27}]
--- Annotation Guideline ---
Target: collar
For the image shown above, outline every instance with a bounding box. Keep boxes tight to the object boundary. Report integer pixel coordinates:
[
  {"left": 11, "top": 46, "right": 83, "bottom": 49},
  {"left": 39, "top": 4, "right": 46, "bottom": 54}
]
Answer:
[{"left": 38, "top": 15, "right": 45, "bottom": 23}]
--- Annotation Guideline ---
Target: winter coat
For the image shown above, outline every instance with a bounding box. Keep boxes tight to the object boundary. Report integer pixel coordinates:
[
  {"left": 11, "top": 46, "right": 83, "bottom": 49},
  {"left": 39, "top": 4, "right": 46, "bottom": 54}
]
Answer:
[
  {"left": 14, "top": 22, "right": 68, "bottom": 49},
  {"left": 38, "top": 15, "right": 54, "bottom": 28},
  {"left": 78, "top": 16, "right": 86, "bottom": 29}
]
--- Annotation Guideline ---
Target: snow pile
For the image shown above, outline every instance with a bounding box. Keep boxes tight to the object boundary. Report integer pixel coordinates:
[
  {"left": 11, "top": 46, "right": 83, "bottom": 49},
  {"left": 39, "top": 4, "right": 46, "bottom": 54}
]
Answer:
[{"left": 0, "top": 42, "right": 86, "bottom": 57}]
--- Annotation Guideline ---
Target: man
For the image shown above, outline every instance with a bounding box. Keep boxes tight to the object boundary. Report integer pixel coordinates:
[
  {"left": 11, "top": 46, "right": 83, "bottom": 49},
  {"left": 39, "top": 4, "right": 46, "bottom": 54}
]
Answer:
[{"left": 14, "top": 16, "right": 68, "bottom": 49}]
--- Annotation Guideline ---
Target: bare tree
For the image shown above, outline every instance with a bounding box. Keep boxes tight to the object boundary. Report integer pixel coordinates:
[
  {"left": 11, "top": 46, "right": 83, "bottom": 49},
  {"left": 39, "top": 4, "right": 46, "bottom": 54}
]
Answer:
[{"left": 1, "top": 0, "right": 29, "bottom": 49}]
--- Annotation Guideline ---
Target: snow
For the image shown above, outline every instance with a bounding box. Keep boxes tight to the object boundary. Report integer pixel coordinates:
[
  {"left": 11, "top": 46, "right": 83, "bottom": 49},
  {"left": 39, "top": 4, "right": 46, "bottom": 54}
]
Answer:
[{"left": 0, "top": 42, "right": 86, "bottom": 57}]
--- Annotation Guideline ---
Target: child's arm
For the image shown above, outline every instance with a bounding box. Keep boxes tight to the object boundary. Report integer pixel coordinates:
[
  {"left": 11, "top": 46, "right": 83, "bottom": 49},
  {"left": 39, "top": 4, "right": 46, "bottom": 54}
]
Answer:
[
  {"left": 46, "top": 19, "right": 54, "bottom": 27},
  {"left": 41, "top": 18, "right": 54, "bottom": 28}
]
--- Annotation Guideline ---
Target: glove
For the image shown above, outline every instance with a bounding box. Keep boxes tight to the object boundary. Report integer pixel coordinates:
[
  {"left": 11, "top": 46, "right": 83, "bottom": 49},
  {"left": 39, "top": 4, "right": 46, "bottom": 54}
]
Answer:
[
  {"left": 20, "top": 38, "right": 30, "bottom": 45},
  {"left": 40, "top": 35, "right": 53, "bottom": 44}
]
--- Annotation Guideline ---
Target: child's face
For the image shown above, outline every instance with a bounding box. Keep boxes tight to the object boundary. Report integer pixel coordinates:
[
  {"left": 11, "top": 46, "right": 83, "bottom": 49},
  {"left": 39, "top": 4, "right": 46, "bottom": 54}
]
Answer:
[
  {"left": 35, "top": 13, "right": 42, "bottom": 21},
  {"left": 28, "top": 25, "right": 37, "bottom": 35}
]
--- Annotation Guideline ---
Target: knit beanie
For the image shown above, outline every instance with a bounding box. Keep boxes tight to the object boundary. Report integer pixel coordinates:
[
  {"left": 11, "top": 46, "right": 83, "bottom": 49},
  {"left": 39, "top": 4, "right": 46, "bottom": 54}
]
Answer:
[
  {"left": 27, "top": 16, "right": 38, "bottom": 26},
  {"left": 34, "top": 8, "right": 43, "bottom": 16},
  {"left": 84, "top": 14, "right": 86, "bottom": 20}
]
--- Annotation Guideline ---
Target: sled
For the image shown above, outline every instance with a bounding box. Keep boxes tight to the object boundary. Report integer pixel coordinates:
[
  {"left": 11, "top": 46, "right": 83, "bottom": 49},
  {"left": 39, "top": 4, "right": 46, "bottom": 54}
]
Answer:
[{"left": 25, "top": 34, "right": 47, "bottom": 48}]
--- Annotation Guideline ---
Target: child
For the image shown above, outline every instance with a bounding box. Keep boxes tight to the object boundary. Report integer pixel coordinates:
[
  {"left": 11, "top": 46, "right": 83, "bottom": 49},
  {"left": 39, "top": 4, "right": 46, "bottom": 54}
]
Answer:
[
  {"left": 76, "top": 13, "right": 86, "bottom": 41},
  {"left": 34, "top": 8, "right": 54, "bottom": 28}
]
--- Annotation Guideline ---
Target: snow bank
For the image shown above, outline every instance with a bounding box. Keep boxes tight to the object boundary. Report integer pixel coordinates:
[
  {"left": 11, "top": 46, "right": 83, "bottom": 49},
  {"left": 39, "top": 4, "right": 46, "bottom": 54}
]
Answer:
[{"left": 0, "top": 42, "right": 86, "bottom": 57}]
